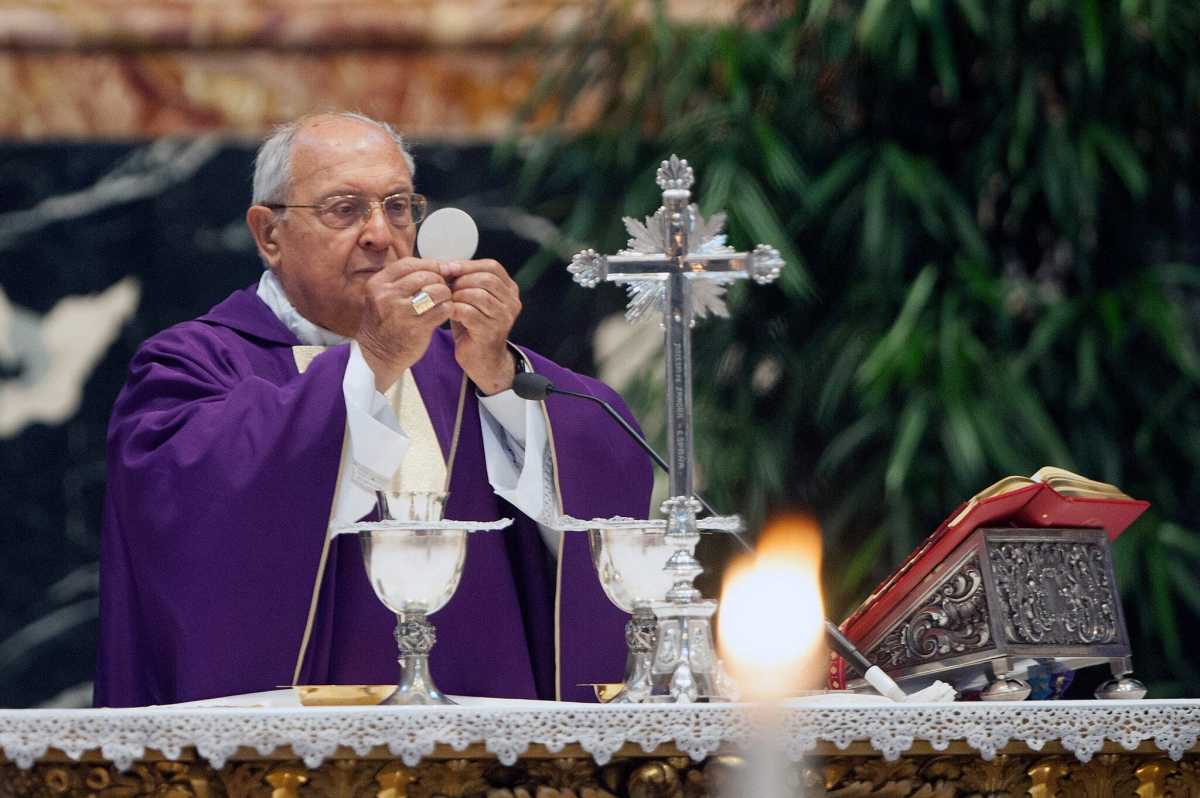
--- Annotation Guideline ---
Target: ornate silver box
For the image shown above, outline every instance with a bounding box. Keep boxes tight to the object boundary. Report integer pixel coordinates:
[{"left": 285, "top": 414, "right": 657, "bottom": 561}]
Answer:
[{"left": 845, "top": 527, "right": 1139, "bottom": 699}]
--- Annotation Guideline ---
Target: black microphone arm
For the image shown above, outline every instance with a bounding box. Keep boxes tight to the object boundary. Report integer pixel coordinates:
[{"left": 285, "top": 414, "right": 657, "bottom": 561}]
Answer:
[{"left": 511, "top": 372, "right": 735, "bottom": 546}]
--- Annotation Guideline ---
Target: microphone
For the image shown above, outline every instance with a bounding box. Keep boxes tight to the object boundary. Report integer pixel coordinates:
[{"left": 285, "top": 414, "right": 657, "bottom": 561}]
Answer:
[
  {"left": 511, "top": 372, "right": 555, "bottom": 401},
  {"left": 512, "top": 371, "right": 731, "bottom": 542}
]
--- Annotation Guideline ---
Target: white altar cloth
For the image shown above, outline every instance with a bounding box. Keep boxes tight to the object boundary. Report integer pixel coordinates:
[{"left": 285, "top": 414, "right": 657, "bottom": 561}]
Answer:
[{"left": 2, "top": 698, "right": 1198, "bottom": 772}]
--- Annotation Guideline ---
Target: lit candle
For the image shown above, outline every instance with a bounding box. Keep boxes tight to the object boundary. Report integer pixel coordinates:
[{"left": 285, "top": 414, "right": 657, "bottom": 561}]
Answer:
[{"left": 718, "top": 514, "right": 827, "bottom": 700}]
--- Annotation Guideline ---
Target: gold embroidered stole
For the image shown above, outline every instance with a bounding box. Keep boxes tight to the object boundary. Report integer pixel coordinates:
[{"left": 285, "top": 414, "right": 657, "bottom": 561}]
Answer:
[{"left": 289, "top": 345, "right": 467, "bottom": 684}]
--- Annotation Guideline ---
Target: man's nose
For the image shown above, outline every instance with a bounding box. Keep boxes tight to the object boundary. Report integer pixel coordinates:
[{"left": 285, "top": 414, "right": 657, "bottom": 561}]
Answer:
[{"left": 356, "top": 203, "right": 396, "bottom": 251}]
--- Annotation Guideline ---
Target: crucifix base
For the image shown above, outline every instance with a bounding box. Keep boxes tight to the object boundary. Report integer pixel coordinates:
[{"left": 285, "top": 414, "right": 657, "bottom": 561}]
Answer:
[{"left": 645, "top": 600, "right": 737, "bottom": 703}]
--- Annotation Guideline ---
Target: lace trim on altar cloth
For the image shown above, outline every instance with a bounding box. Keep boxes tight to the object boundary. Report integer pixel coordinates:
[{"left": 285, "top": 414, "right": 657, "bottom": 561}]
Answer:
[{"left": 2, "top": 700, "right": 1198, "bottom": 772}]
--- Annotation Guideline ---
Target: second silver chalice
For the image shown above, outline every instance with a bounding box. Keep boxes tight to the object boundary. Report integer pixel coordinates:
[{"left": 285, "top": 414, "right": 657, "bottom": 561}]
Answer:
[
  {"left": 336, "top": 490, "right": 511, "bottom": 705},
  {"left": 557, "top": 513, "right": 743, "bottom": 703},
  {"left": 589, "top": 520, "right": 679, "bottom": 703}
]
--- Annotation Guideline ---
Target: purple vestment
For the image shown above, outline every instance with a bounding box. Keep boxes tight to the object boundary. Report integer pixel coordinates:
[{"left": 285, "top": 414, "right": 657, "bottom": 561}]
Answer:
[{"left": 95, "top": 286, "right": 652, "bottom": 707}]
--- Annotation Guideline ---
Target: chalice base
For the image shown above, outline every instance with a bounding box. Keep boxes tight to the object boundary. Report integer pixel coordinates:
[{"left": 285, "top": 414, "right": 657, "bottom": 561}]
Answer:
[
  {"left": 609, "top": 651, "right": 654, "bottom": 704},
  {"left": 383, "top": 653, "right": 455, "bottom": 706}
]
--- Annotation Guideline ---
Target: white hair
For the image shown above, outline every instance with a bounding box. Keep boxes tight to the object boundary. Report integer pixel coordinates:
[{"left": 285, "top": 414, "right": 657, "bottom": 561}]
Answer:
[{"left": 251, "top": 112, "right": 416, "bottom": 206}]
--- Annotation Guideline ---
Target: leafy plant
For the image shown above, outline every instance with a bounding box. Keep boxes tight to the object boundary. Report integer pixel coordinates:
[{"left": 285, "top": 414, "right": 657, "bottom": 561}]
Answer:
[{"left": 507, "top": 0, "right": 1200, "bottom": 693}]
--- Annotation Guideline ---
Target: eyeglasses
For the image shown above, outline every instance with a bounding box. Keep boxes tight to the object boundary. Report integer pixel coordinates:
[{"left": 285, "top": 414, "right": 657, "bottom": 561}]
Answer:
[{"left": 265, "top": 193, "right": 428, "bottom": 229}]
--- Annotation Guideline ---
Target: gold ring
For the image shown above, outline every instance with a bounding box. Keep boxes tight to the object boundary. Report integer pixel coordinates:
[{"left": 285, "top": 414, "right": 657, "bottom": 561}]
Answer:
[{"left": 410, "top": 290, "right": 436, "bottom": 316}]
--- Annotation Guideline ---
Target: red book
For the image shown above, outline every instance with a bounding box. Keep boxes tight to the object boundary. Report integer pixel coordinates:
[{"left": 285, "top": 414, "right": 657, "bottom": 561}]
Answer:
[{"left": 827, "top": 468, "right": 1149, "bottom": 689}]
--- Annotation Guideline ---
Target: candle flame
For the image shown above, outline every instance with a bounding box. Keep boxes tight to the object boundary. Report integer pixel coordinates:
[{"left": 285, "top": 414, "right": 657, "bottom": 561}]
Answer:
[{"left": 718, "top": 514, "right": 826, "bottom": 698}]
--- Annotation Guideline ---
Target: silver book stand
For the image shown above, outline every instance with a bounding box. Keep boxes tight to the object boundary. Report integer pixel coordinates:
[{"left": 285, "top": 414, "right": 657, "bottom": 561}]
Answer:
[{"left": 845, "top": 527, "right": 1145, "bottom": 701}]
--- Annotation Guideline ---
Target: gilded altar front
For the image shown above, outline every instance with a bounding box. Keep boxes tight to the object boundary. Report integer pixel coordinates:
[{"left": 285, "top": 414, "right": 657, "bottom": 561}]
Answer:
[{"left": 5, "top": 742, "right": 1200, "bottom": 797}]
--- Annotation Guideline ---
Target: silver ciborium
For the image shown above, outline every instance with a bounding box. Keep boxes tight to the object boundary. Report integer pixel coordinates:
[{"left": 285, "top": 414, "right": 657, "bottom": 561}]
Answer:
[{"left": 335, "top": 491, "right": 511, "bottom": 705}]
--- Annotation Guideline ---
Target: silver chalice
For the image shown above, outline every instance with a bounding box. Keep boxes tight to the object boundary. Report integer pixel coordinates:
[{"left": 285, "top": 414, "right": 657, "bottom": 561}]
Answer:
[
  {"left": 558, "top": 513, "right": 743, "bottom": 703},
  {"left": 335, "top": 490, "right": 511, "bottom": 705},
  {"left": 589, "top": 520, "right": 679, "bottom": 703}
]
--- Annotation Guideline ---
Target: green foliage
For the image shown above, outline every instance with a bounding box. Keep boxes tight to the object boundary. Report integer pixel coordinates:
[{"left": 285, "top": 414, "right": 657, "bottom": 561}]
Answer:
[{"left": 509, "top": 0, "right": 1200, "bottom": 693}]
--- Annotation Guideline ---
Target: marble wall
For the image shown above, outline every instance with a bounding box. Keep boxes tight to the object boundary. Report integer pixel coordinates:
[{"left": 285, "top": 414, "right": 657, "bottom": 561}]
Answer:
[{"left": 0, "top": 0, "right": 733, "bottom": 140}]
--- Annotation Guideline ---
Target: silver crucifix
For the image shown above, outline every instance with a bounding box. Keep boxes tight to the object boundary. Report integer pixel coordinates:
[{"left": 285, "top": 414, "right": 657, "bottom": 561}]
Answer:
[{"left": 569, "top": 155, "right": 783, "bottom": 701}]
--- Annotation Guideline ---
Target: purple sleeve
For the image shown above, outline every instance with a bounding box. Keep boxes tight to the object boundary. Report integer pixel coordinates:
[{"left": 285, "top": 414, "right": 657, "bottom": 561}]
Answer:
[{"left": 96, "top": 324, "right": 351, "bottom": 706}]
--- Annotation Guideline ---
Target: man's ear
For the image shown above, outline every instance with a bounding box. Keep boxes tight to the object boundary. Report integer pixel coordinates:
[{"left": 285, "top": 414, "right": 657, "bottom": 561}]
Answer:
[{"left": 246, "top": 205, "right": 283, "bottom": 268}]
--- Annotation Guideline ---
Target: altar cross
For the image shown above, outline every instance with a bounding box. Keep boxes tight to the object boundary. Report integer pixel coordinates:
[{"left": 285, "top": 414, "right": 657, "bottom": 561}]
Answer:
[{"left": 569, "top": 155, "right": 782, "bottom": 508}]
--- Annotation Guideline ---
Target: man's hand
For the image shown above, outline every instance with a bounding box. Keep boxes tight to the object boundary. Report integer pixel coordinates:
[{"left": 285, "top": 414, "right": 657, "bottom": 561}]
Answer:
[
  {"left": 355, "top": 258, "right": 452, "bottom": 391},
  {"left": 442, "top": 259, "right": 522, "bottom": 395}
]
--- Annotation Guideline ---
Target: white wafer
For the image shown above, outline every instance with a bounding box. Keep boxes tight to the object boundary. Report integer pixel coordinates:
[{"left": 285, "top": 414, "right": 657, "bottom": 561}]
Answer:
[{"left": 417, "top": 207, "right": 479, "bottom": 261}]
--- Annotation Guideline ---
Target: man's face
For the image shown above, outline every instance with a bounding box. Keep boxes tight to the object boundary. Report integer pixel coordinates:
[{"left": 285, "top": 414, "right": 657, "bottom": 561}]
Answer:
[{"left": 263, "top": 117, "right": 417, "bottom": 336}]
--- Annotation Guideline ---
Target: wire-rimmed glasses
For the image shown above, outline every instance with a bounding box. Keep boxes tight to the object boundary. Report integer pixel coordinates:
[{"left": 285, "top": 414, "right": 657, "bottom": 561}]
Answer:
[{"left": 265, "top": 193, "right": 428, "bottom": 230}]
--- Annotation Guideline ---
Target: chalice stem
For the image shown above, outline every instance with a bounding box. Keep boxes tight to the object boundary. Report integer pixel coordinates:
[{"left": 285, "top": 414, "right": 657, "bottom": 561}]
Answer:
[
  {"left": 612, "top": 605, "right": 657, "bottom": 703},
  {"left": 384, "top": 610, "right": 455, "bottom": 705}
]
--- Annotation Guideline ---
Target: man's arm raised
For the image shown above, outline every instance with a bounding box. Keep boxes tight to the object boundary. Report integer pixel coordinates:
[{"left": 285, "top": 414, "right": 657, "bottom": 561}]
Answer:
[
  {"left": 443, "top": 259, "right": 521, "bottom": 395},
  {"left": 355, "top": 259, "right": 453, "bottom": 392}
]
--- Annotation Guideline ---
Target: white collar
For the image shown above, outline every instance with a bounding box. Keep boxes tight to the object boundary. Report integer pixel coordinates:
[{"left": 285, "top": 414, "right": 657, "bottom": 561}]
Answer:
[{"left": 255, "top": 270, "right": 349, "bottom": 347}]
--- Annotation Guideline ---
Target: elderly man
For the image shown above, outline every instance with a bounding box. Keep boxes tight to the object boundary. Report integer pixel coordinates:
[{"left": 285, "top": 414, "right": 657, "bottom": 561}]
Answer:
[{"left": 95, "top": 113, "right": 652, "bottom": 707}]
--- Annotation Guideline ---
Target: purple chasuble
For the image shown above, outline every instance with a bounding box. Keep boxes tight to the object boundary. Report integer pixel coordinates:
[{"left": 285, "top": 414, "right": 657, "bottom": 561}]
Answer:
[{"left": 95, "top": 286, "right": 652, "bottom": 707}]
